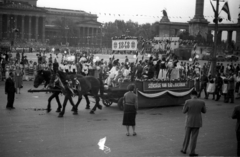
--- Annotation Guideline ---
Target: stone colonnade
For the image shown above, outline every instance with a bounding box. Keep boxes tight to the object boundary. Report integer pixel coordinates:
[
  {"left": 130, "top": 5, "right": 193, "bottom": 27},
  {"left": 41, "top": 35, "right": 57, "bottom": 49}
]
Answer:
[
  {"left": 210, "top": 30, "right": 237, "bottom": 44},
  {"left": 78, "top": 26, "right": 101, "bottom": 46},
  {"left": 0, "top": 14, "right": 45, "bottom": 41}
]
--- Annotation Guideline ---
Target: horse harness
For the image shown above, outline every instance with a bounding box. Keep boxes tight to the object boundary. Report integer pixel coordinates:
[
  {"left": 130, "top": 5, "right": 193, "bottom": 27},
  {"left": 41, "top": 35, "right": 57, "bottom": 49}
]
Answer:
[{"left": 53, "top": 74, "right": 81, "bottom": 96}]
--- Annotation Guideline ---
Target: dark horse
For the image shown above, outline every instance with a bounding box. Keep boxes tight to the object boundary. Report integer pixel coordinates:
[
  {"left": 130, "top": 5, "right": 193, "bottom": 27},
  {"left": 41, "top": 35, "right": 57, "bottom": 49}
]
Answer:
[
  {"left": 33, "top": 70, "right": 92, "bottom": 114},
  {"left": 50, "top": 71, "right": 103, "bottom": 117}
]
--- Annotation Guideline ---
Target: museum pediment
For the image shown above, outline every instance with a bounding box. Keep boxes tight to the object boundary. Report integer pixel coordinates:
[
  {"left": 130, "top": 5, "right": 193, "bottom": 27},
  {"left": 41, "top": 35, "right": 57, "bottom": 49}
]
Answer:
[{"left": 0, "top": 1, "right": 46, "bottom": 12}]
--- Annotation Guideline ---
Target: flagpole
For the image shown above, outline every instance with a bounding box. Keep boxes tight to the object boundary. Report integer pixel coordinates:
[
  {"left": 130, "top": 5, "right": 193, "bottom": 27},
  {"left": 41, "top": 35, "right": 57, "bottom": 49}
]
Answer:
[{"left": 211, "top": 0, "right": 220, "bottom": 76}]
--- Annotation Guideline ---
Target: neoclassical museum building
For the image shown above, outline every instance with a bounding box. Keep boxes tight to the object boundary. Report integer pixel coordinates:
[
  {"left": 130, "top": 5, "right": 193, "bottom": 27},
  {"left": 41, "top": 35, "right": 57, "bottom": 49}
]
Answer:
[{"left": 0, "top": 0, "right": 102, "bottom": 47}]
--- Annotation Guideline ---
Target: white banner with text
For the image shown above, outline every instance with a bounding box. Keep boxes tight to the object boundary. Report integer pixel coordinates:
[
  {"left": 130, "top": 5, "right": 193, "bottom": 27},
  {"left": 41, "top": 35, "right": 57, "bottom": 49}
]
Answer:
[{"left": 112, "top": 39, "right": 138, "bottom": 51}]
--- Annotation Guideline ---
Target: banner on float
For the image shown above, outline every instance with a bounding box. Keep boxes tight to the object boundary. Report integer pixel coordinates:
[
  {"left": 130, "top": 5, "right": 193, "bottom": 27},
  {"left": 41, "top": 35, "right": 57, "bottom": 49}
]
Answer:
[
  {"left": 112, "top": 39, "right": 137, "bottom": 51},
  {"left": 143, "top": 81, "right": 190, "bottom": 92},
  {"left": 154, "top": 37, "right": 180, "bottom": 41},
  {"left": 15, "top": 48, "right": 30, "bottom": 51}
]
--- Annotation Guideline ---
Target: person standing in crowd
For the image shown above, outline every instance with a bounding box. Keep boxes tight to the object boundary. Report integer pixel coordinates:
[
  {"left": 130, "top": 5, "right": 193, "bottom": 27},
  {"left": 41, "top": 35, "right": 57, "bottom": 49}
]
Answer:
[
  {"left": 206, "top": 74, "right": 215, "bottom": 100},
  {"left": 147, "top": 62, "right": 155, "bottom": 79},
  {"left": 198, "top": 73, "right": 208, "bottom": 99},
  {"left": 181, "top": 90, "right": 206, "bottom": 156},
  {"left": 48, "top": 54, "right": 53, "bottom": 68},
  {"left": 125, "top": 56, "right": 129, "bottom": 64},
  {"left": 232, "top": 104, "right": 240, "bottom": 156},
  {"left": 122, "top": 84, "right": 138, "bottom": 136},
  {"left": 14, "top": 65, "right": 23, "bottom": 94},
  {"left": 16, "top": 51, "right": 20, "bottom": 63},
  {"left": 53, "top": 58, "right": 59, "bottom": 74},
  {"left": 226, "top": 72, "right": 235, "bottom": 103},
  {"left": 5, "top": 72, "right": 16, "bottom": 109},
  {"left": 214, "top": 73, "right": 223, "bottom": 101}
]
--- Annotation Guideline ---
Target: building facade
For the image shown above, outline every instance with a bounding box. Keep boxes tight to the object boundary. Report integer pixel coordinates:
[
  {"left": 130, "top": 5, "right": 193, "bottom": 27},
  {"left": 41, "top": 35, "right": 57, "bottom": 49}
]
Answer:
[{"left": 0, "top": 0, "right": 102, "bottom": 47}]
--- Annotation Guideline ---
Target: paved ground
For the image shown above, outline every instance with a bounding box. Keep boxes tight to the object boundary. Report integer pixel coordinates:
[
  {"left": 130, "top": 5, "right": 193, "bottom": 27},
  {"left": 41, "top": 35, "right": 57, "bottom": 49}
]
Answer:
[{"left": 0, "top": 81, "right": 238, "bottom": 157}]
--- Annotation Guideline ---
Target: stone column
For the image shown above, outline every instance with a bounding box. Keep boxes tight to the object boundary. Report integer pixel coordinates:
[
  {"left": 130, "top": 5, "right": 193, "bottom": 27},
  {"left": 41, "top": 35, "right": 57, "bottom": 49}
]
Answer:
[
  {"left": 77, "top": 27, "right": 80, "bottom": 45},
  {"left": 42, "top": 17, "right": 45, "bottom": 42},
  {"left": 236, "top": 30, "right": 240, "bottom": 50},
  {"left": 21, "top": 15, "right": 25, "bottom": 40},
  {"left": 35, "top": 16, "right": 39, "bottom": 40},
  {"left": 28, "top": 16, "right": 32, "bottom": 40},
  {"left": 80, "top": 27, "right": 82, "bottom": 45},
  {"left": 87, "top": 27, "right": 89, "bottom": 46},
  {"left": 14, "top": 15, "right": 18, "bottom": 40},
  {"left": 227, "top": 30, "right": 233, "bottom": 44},
  {"left": 91, "top": 27, "right": 94, "bottom": 45},
  {"left": 174, "top": 29, "right": 179, "bottom": 36},
  {"left": 194, "top": 0, "right": 204, "bottom": 19},
  {"left": 6, "top": 14, "right": 10, "bottom": 38},
  {"left": 188, "top": 0, "right": 209, "bottom": 39},
  {"left": 83, "top": 27, "right": 86, "bottom": 45},
  {"left": 0, "top": 14, "right": 2, "bottom": 39},
  {"left": 94, "top": 28, "right": 97, "bottom": 45}
]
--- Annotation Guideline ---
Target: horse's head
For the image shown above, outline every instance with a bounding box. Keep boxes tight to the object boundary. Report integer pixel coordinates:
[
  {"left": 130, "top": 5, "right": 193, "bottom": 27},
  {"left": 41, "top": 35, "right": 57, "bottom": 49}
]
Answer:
[
  {"left": 50, "top": 71, "right": 67, "bottom": 90},
  {"left": 34, "top": 70, "right": 51, "bottom": 88}
]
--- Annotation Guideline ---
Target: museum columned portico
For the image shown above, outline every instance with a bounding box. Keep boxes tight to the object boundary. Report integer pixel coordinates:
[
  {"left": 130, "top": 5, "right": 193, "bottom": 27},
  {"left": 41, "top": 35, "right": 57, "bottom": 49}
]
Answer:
[
  {"left": 0, "top": 14, "right": 46, "bottom": 41},
  {"left": 0, "top": 1, "right": 102, "bottom": 47},
  {"left": 0, "top": 2, "right": 47, "bottom": 42}
]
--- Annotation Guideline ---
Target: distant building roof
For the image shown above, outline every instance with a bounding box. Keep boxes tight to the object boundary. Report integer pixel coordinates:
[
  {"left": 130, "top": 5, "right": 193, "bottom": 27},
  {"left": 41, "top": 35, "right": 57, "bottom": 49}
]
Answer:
[{"left": 42, "top": 7, "right": 97, "bottom": 17}]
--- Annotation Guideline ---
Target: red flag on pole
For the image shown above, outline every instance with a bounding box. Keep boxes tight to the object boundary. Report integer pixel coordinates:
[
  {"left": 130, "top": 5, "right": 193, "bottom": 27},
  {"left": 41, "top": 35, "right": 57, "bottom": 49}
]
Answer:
[{"left": 221, "top": 1, "right": 231, "bottom": 21}]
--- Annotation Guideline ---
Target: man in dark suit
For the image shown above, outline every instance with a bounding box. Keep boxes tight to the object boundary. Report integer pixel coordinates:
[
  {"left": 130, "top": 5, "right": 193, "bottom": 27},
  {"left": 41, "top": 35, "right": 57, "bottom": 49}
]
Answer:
[
  {"left": 232, "top": 105, "right": 240, "bottom": 156},
  {"left": 5, "top": 72, "right": 16, "bottom": 109},
  {"left": 181, "top": 90, "right": 207, "bottom": 156},
  {"left": 198, "top": 73, "right": 208, "bottom": 99},
  {"left": 53, "top": 58, "right": 59, "bottom": 74}
]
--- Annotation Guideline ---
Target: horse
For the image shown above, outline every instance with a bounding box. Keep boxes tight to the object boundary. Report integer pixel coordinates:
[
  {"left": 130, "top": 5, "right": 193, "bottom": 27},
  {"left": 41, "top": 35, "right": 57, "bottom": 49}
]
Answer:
[
  {"left": 33, "top": 70, "right": 91, "bottom": 114},
  {"left": 50, "top": 71, "right": 103, "bottom": 117}
]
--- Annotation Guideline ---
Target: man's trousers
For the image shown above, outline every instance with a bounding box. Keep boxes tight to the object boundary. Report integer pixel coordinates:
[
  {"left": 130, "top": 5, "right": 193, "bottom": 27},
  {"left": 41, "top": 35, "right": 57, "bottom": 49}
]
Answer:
[{"left": 182, "top": 127, "right": 200, "bottom": 154}]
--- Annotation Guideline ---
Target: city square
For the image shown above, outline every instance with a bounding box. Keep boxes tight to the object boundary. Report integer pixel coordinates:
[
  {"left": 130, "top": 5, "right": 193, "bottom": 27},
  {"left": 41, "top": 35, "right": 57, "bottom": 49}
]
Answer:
[
  {"left": 1, "top": 0, "right": 240, "bottom": 156},
  {"left": 0, "top": 80, "right": 238, "bottom": 156}
]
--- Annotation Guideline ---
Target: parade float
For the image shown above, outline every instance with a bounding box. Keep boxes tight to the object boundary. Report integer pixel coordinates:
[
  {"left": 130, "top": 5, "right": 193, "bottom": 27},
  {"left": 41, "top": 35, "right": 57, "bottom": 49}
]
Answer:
[
  {"left": 102, "top": 36, "right": 194, "bottom": 110},
  {"left": 102, "top": 78, "right": 194, "bottom": 110}
]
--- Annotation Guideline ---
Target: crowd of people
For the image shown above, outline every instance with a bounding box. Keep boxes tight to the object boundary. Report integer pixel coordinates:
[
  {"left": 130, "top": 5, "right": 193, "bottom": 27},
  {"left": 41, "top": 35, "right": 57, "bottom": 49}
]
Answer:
[{"left": 1, "top": 49, "right": 240, "bottom": 102}]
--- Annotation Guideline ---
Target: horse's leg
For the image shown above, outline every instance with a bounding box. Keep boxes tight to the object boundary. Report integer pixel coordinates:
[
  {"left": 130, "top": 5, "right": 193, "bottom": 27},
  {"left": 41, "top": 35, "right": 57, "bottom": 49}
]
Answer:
[
  {"left": 69, "top": 96, "right": 78, "bottom": 115},
  {"left": 55, "top": 92, "right": 62, "bottom": 112},
  {"left": 84, "top": 94, "right": 90, "bottom": 109},
  {"left": 59, "top": 96, "right": 68, "bottom": 118},
  {"left": 47, "top": 93, "right": 56, "bottom": 113},
  {"left": 90, "top": 95, "right": 101, "bottom": 114},
  {"left": 74, "top": 95, "right": 82, "bottom": 111}
]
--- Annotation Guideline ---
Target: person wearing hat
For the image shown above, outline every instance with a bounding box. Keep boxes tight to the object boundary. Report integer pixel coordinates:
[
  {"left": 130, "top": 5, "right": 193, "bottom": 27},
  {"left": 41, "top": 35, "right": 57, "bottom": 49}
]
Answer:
[
  {"left": 181, "top": 90, "right": 206, "bottom": 156},
  {"left": 5, "top": 72, "right": 16, "bottom": 109}
]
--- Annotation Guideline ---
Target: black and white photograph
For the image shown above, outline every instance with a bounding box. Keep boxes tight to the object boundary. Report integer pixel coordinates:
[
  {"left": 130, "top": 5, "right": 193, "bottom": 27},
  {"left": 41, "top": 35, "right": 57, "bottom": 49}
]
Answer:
[{"left": 0, "top": 0, "right": 240, "bottom": 156}]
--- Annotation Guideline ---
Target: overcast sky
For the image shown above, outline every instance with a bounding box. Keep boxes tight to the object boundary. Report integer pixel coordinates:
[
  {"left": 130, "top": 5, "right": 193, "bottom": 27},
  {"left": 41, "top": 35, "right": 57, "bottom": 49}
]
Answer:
[
  {"left": 38, "top": 0, "right": 239, "bottom": 40},
  {"left": 38, "top": 0, "right": 239, "bottom": 24}
]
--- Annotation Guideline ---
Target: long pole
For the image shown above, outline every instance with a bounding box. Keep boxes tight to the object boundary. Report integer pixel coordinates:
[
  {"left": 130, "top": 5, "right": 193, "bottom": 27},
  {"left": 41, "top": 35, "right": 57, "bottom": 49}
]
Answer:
[
  {"left": 100, "top": 28, "right": 103, "bottom": 53},
  {"left": 211, "top": 0, "right": 219, "bottom": 76}
]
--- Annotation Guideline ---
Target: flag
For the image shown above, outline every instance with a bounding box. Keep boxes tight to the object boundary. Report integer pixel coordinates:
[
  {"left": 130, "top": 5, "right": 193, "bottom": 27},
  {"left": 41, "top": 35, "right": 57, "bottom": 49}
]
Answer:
[
  {"left": 210, "top": 0, "right": 216, "bottom": 13},
  {"left": 221, "top": 1, "right": 231, "bottom": 21}
]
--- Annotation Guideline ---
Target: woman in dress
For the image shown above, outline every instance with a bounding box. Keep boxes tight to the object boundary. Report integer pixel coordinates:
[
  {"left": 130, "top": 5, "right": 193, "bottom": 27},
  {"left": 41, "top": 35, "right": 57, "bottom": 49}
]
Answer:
[
  {"left": 122, "top": 84, "right": 138, "bottom": 136},
  {"left": 14, "top": 65, "right": 23, "bottom": 94}
]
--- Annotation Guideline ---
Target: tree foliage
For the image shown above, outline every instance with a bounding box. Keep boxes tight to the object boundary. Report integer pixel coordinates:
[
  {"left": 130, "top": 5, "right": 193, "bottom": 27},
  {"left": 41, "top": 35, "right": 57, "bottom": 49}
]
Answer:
[{"left": 101, "top": 20, "right": 160, "bottom": 47}]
